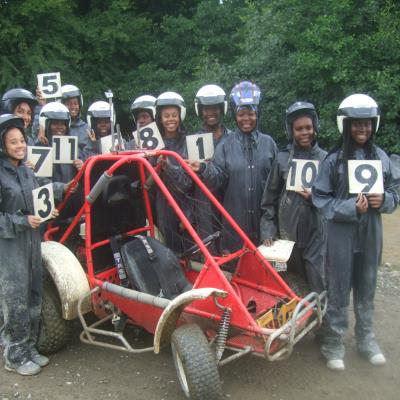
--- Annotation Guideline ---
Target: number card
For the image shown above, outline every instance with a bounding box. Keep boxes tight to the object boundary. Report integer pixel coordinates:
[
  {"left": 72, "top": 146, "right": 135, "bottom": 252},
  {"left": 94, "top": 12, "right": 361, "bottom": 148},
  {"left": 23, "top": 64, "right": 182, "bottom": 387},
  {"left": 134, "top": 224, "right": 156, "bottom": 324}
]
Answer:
[
  {"left": 257, "top": 240, "right": 295, "bottom": 263},
  {"left": 52, "top": 136, "right": 78, "bottom": 164},
  {"left": 37, "top": 72, "right": 62, "bottom": 99},
  {"left": 348, "top": 160, "right": 384, "bottom": 194},
  {"left": 27, "top": 146, "right": 53, "bottom": 177},
  {"left": 100, "top": 135, "right": 126, "bottom": 154},
  {"left": 286, "top": 159, "right": 319, "bottom": 191},
  {"left": 138, "top": 122, "right": 164, "bottom": 150},
  {"left": 186, "top": 132, "right": 214, "bottom": 162},
  {"left": 33, "top": 183, "right": 55, "bottom": 222}
]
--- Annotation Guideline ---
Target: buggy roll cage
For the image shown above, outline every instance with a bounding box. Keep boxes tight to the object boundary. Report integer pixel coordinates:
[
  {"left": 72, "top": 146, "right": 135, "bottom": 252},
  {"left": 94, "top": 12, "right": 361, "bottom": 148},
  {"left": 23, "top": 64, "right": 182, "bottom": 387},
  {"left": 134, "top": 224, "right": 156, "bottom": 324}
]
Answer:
[{"left": 46, "top": 149, "right": 296, "bottom": 300}]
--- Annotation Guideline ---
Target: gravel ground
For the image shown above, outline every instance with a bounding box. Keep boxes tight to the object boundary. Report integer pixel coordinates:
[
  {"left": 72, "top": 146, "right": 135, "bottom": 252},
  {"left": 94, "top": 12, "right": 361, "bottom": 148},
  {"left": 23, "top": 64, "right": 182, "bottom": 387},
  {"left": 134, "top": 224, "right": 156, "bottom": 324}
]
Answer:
[
  {"left": 377, "top": 262, "right": 400, "bottom": 295},
  {"left": 0, "top": 211, "right": 399, "bottom": 400}
]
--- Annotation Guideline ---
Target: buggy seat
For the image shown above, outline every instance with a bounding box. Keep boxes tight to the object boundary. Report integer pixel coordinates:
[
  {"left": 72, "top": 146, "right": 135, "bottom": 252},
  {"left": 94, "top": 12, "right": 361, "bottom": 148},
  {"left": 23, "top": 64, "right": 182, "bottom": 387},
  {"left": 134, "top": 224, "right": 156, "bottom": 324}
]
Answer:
[{"left": 120, "top": 235, "right": 192, "bottom": 300}]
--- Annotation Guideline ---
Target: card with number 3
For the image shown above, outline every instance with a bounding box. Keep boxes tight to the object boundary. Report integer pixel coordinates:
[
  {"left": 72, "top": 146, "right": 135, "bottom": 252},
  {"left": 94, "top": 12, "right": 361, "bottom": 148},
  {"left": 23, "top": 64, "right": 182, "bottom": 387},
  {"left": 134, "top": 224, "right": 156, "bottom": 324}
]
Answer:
[{"left": 32, "top": 183, "right": 55, "bottom": 222}]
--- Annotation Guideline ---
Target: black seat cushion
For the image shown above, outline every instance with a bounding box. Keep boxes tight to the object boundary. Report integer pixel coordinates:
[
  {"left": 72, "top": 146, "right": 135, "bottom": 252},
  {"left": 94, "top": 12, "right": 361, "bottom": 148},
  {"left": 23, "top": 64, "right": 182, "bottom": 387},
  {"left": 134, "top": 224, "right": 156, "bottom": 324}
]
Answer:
[{"left": 120, "top": 236, "right": 192, "bottom": 299}]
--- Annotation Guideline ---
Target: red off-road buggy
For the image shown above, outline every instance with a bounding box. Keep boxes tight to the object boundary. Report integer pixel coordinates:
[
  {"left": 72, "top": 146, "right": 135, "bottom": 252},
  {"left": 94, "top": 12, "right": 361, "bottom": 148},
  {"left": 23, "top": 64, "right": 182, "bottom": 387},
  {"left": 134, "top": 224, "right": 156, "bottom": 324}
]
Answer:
[{"left": 39, "top": 150, "right": 326, "bottom": 400}]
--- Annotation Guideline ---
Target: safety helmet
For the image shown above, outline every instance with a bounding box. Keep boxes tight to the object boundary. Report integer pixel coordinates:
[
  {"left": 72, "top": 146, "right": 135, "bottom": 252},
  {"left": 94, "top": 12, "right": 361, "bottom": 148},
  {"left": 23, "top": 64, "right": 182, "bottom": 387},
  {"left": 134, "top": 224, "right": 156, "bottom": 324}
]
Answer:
[
  {"left": 229, "top": 81, "right": 261, "bottom": 117},
  {"left": 1, "top": 88, "right": 38, "bottom": 114},
  {"left": 61, "top": 84, "right": 83, "bottom": 108},
  {"left": 285, "top": 101, "right": 319, "bottom": 141},
  {"left": 39, "top": 102, "right": 71, "bottom": 138},
  {"left": 87, "top": 101, "right": 111, "bottom": 130},
  {"left": 156, "top": 91, "right": 186, "bottom": 121},
  {"left": 337, "top": 94, "right": 380, "bottom": 134},
  {"left": 0, "top": 114, "right": 26, "bottom": 154},
  {"left": 130, "top": 95, "right": 156, "bottom": 122},
  {"left": 194, "top": 84, "right": 228, "bottom": 116}
]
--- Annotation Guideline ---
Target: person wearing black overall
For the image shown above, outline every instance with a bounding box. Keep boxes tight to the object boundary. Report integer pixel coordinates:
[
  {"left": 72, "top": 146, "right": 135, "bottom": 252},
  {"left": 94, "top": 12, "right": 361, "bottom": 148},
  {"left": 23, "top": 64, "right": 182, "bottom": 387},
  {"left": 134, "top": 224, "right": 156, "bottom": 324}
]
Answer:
[
  {"left": 312, "top": 94, "right": 400, "bottom": 371},
  {"left": 260, "top": 101, "right": 326, "bottom": 293},
  {"left": 190, "top": 84, "right": 232, "bottom": 253},
  {"left": 0, "top": 115, "right": 58, "bottom": 375},
  {"left": 153, "top": 92, "right": 193, "bottom": 254},
  {"left": 191, "top": 81, "right": 277, "bottom": 253}
]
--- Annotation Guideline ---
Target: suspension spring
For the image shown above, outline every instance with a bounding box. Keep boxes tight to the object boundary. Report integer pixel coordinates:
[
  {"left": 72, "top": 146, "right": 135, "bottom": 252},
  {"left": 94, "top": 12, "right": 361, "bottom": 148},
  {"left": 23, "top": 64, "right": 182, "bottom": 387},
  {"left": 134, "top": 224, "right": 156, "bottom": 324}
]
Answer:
[{"left": 216, "top": 307, "right": 231, "bottom": 362}]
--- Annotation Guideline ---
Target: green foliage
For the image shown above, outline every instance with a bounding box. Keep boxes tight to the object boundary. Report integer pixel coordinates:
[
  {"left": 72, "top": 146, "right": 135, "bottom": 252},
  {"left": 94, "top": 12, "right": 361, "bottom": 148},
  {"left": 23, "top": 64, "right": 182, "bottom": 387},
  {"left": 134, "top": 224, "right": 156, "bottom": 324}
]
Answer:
[
  {"left": 0, "top": 0, "right": 398, "bottom": 152},
  {"left": 236, "top": 0, "right": 400, "bottom": 152}
]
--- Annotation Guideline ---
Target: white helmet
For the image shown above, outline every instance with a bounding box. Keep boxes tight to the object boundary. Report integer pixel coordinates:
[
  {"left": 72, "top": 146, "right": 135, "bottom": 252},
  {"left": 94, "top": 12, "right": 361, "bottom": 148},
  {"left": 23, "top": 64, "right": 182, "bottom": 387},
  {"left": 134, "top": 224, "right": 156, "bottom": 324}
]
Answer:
[
  {"left": 61, "top": 84, "right": 83, "bottom": 108},
  {"left": 156, "top": 91, "right": 186, "bottom": 121},
  {"left": 130, "top": 95, "right": 156, "bottom": 122},
  {"left": 194, "top": 84, "right": 227, "bottom": 116},
  {"left": 337, "top": 94, "right": 380, "bottom": 134},
  {"left": 87, "top": 101, "right": 111, "bottom": 131},
  {"left": 39, "top": 102, "right": 71, "bottom": 138}
]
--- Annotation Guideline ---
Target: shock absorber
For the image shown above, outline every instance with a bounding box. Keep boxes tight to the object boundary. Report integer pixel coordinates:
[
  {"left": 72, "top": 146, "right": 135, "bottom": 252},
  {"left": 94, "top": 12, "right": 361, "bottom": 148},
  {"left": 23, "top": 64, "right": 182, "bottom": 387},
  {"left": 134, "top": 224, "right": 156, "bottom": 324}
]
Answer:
[{"left": 216, "top": 307, "right": 231, "bottom": 362}]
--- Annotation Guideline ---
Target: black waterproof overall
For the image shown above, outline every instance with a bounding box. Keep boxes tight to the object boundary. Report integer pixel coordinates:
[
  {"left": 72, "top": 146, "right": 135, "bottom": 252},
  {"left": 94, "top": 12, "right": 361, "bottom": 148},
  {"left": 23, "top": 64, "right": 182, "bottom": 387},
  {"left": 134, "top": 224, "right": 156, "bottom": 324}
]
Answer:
[
  {"left": 312, "top": 146, "right": 400, "bottom": 359},
  {"left": 260, "top": 143, "right": 327, "bottom": 292},
  {"left": 0, "top": 158, "right": 42, "bottom": 368}
]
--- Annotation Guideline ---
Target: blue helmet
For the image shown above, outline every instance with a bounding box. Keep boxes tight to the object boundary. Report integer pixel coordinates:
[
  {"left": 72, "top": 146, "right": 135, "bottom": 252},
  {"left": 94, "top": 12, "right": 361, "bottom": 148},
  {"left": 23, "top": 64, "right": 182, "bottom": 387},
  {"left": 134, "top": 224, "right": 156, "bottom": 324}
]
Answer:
[{"left": 229, "top": 81, "right": 261, "bottom": 117}]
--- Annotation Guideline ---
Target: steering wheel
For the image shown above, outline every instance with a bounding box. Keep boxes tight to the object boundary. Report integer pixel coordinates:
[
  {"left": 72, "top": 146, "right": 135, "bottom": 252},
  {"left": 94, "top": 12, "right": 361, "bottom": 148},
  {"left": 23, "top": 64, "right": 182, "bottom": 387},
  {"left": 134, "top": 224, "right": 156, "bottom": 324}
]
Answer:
[{"left": 181, "top": 231, "right": 221, "bottom": 259}]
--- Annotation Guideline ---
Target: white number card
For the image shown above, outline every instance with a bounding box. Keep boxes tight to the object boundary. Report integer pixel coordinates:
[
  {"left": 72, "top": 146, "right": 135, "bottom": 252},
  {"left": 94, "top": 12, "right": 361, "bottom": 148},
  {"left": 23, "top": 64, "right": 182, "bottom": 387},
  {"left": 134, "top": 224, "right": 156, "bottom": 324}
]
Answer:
[
  {"left": 286, "top": 159, "right": 319, "bottom": 191},
  {"left": 137, "top": 122, "right": 165, "bottom": 150},
  {"left": 348, "top": 160, "right": 384, "bottom": 194},
  {"left": 100, "top": 135, "right": 126, "bottom": 154},
  {"left": 32, "top": 183, "right": 55, "bottom": 222},
  {"left": 27, "top": 146, "right": 53, "bottom": 177},
  {"left": 257, "top": 240, "right": 295, "bottom": 263},
  {"left": 186, "top": 132, "right": 214, "bottom": 162},
  {"left": 37, "top": 72, "right": 62, "bottom": 99},
  {"left": 52, "top": 136, "right": 78, "bottom": 164}
]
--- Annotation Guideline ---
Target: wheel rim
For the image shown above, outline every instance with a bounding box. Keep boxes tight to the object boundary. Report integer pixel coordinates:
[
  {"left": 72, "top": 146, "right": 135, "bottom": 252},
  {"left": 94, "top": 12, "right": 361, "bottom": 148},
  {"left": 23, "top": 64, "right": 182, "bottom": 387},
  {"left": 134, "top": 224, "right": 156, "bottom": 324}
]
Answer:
[{"left": 171, "top": 342, "right": 190, "bottom": 397}]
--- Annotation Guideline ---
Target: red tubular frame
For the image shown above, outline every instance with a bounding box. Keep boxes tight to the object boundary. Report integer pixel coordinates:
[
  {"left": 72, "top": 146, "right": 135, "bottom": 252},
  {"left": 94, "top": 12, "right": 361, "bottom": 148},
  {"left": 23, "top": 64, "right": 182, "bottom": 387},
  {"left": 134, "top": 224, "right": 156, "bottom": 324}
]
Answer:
[
  {"left": 46, "top": 150, "right": 306, "bottom": 338},
  {"left": 46, "top": 150, "right": 297, "bottom": 295}
]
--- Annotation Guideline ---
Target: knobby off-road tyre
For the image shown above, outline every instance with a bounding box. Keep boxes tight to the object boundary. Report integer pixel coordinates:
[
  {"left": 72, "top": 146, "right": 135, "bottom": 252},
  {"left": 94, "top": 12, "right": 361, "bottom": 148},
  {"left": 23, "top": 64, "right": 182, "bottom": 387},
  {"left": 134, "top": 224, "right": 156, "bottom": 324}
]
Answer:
[
  {"left": 37, "top": 279, "right": 73, "bottom": 355},
  {"left": 171, "top": 324, "right": 223, "bottom": 400}
]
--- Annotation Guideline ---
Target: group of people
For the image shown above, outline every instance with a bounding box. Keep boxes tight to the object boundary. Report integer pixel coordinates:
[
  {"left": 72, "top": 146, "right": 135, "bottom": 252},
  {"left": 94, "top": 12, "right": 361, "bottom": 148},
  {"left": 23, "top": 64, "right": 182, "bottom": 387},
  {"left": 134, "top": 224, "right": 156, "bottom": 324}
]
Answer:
[{"left": 0, "top": 79, "right": 399, "bottom": 376}]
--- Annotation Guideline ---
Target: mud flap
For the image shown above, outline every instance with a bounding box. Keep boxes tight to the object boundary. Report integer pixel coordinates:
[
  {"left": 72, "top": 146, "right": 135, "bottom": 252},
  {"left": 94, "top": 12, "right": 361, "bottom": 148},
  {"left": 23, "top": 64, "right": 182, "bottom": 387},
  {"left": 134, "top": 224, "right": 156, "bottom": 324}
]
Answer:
[
  {"left": 153, "top": 288, "right": 227, "bottom": 354},
  {"left": 42, "top": 241, "right": 91, "bottom": 320}
]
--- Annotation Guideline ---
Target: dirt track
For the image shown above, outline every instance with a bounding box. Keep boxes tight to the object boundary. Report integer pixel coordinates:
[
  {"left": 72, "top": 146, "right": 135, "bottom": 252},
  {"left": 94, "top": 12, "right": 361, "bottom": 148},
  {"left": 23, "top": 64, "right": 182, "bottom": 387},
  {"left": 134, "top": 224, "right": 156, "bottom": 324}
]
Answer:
[{"left": 1, "top": 211, "right": 399, "bottom": 400}]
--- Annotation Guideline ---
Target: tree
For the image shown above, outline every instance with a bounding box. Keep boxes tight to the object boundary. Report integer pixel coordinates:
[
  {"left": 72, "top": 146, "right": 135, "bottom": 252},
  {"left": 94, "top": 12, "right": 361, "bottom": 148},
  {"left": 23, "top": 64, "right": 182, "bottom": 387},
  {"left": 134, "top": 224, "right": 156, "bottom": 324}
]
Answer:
[
  {"left": 235, "top": 0, "right": 400, "bottom": 152},
  {"left": 0, "top": 0, "right": 398, "bottom": 152}
]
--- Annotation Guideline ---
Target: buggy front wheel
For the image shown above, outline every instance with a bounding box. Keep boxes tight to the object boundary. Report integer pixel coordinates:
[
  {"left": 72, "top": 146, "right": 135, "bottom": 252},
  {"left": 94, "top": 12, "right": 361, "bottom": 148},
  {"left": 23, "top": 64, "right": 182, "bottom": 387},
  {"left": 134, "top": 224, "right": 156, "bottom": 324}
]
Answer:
[
  {"left": 171, "top": 324, "right": 223, "bottom": 400},
  {"left": 37, "top": 279, "right": 73, "bottom": 355}
]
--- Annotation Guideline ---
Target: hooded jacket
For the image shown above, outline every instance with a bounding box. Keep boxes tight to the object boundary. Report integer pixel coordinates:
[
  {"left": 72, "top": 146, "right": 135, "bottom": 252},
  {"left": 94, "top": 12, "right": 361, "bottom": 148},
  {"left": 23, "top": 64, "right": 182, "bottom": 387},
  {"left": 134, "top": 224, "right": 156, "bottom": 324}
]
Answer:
[
  {"left": 0, "top": 156, "right": 43, "bottom": 365},
  {"left": 200, "top": 128, "right": 277, "bottom": 252},
  {"left": 260, "top": 142, "right": 327, "bottom": 267},
  {"left": 154, "top": 134, "right": 193, "bottom": 253}
]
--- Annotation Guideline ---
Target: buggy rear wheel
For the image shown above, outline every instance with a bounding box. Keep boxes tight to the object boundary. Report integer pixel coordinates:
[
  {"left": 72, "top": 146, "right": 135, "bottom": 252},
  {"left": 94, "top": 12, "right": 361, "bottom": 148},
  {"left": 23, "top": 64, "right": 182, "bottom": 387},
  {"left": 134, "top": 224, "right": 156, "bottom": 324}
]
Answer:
[
  {"left": 37, "top": 279, "right": 73, "bottom": 355},
  {"left": 171, "top": 324, "right": 223, "bottom": 400}
]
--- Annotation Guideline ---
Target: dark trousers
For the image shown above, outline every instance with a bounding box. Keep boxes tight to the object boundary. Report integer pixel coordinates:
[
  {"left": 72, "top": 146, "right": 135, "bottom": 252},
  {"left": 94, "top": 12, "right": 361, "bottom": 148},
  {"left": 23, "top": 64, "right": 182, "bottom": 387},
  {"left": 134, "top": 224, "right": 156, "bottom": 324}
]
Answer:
[
  {"left": 287, "top": 245, "right": 325, "bottom": 293},
  {"left": 0, "top": 253, "right": 42, "bottom": 367},
  {"left": 321, "top": 249, "right": 379, "bottom": 360}
]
